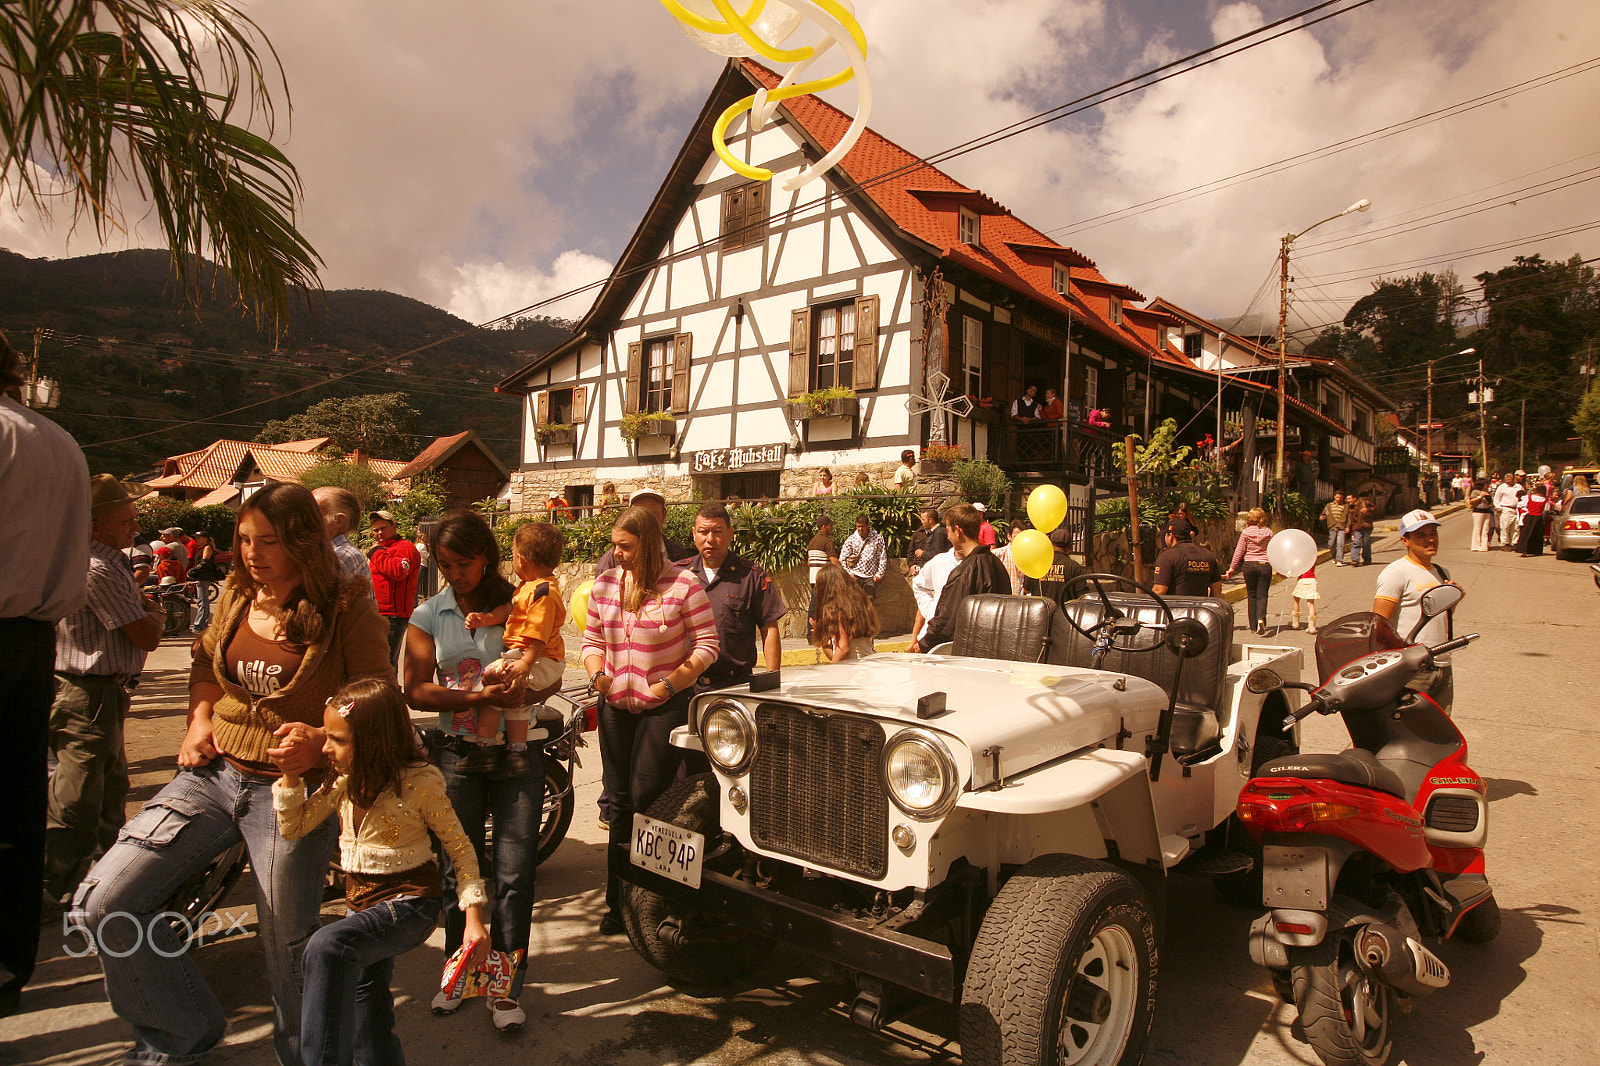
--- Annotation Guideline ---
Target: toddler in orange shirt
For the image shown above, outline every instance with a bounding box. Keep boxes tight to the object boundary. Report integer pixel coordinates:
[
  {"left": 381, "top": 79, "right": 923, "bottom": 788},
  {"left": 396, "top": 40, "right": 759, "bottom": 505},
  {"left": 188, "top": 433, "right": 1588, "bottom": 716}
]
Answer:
[{"left": 461, "top": 521, "right": 566, "bottom": 778}]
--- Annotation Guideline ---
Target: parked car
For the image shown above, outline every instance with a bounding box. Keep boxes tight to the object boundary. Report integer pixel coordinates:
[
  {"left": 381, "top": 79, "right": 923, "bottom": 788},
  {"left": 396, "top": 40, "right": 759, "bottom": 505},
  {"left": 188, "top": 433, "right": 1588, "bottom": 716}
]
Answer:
[
  {"left": 1549, "top": 492, "right": 1600, "bottom": 560},
  {"left": 616, "top": 579, "right": 1304, "bottom": 1065}
]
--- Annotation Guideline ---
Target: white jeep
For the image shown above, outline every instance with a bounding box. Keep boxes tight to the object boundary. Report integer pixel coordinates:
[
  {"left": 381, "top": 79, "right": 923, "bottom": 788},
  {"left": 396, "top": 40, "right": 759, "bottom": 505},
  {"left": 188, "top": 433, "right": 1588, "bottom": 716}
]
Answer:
[{"left": 617, "top": 577, "right": 1303, "bottom": 1066}]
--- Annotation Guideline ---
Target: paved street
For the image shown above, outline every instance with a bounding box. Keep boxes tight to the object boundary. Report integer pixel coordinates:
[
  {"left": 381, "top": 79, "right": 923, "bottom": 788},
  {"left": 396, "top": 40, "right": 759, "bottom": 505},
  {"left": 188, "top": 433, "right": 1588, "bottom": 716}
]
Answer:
[{"left": 4, "top": 508, "right": 1597, "bottom": 1066}]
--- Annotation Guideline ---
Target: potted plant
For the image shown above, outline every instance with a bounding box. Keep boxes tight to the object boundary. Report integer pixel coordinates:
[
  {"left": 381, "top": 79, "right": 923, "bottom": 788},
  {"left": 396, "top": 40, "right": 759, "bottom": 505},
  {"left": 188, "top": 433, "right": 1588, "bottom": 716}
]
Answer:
[
  {"left": 920, "top": 441, "right": 964, "bottom": 475},
  {"left": 619, "top": 410, "right": 676, "bottom": 444},
  {"left": 536, "top": 422, "right": 574, "bottom": 446},
  {"left": 785, "top": 385, "right": 858, "bottom": 420}
]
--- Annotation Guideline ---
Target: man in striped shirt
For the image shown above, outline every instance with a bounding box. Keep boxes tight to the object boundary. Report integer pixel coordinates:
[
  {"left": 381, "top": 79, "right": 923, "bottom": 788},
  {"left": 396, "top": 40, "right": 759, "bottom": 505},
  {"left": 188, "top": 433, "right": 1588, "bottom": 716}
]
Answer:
[
  {"left": 840, "top": 514, "right": 888, "bottom": 600},
  {"left": 43, "top": 476, "right": 165, "bottom": 905}
]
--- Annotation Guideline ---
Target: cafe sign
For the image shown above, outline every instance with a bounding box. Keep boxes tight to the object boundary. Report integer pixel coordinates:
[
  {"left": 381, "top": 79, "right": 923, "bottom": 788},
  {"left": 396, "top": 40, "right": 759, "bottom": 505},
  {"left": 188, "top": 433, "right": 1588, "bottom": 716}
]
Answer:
[{"left": 691, "top": 443, "right": 787, "bottom": 473}]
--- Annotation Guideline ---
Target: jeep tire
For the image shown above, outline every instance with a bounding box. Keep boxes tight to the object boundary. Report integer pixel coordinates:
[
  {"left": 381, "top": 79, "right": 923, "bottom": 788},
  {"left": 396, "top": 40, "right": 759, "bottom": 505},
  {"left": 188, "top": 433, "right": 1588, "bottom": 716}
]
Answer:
[
  {"left": 621, "top": 773, "right": 770, "bottom": 991},
  {"left": 960, "top": 854, "right": 1157, "bottom": 1066}
]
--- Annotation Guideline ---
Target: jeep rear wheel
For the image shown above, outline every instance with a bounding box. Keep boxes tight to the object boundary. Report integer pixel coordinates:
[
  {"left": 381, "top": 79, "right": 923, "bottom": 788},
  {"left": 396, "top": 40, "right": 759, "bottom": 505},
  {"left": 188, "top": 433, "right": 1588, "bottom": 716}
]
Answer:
[
  {"left": 621, "top": 773, "right": 770, "bottom": 992},
  {"left": 960, "top": 855, "right": 1156, "bottom": 1066}
]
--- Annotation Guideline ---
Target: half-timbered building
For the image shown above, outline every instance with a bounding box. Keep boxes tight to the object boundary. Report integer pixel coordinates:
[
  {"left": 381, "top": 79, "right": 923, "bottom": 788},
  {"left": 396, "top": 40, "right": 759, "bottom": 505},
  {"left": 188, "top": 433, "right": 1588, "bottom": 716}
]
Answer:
[{"left": 495, "top": 60, "right": 1266, "bottom": 521}]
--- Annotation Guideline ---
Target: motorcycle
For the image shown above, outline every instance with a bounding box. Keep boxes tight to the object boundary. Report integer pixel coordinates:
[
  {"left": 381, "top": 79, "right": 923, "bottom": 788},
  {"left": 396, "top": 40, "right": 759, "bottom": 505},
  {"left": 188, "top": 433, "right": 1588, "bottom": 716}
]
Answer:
[
  {"left": 1236, "top": 584, "right": 1498, "bottom": 1066},
  {"left": 162, "top": 684, "right": 595, "bottom": 943}
]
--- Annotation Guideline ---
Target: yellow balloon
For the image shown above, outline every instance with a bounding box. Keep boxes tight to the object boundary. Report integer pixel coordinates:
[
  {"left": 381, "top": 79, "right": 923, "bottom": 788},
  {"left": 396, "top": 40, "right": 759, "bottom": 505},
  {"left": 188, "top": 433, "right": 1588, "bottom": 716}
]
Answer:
[
  {"left": 1026, "top": 484, "right": 1068, "bottom": 535},
  {"left": 569, "top": 579, "right": 594, "bottom": 631},
  {"left": 1011, "top": 529, "right": 1055, "bottom": 580}
]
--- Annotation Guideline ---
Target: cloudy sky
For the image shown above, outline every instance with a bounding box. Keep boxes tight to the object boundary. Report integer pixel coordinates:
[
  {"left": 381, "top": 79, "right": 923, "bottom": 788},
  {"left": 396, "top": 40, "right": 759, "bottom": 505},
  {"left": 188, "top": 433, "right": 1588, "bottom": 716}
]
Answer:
[{"left": 4, "top": 0, "right": 1597, "bottom": 339}]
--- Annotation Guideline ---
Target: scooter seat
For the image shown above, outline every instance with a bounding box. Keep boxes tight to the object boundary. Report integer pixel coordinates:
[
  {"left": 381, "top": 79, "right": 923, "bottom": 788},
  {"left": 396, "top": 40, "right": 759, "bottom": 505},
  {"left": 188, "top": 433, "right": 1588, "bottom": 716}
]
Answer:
[{"left": 1257, "top": 750, "right": 1407, "bottom": 799}]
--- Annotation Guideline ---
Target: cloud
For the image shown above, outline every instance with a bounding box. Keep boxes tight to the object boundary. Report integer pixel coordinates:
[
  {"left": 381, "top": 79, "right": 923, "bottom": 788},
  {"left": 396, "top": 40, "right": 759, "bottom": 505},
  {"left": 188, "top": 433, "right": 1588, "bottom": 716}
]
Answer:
[{"left": 425, "top": 249, "right": 613, "bottom": 325}]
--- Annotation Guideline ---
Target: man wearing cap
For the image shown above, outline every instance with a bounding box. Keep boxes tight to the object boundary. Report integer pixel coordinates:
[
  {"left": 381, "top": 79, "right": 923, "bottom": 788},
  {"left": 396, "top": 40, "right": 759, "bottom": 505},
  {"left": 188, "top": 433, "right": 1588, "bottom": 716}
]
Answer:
[
  {"left": 1022, "top": 527, "right": 1089, "bottom": 606},
  {"left": 159, "top": 526, "right": 189, "bottom": 576},
  {"left": 0, "top": 336, "right": 90, "bottom": 1016},
  {"left": 313, "top": 485, "right": 371, "bottom": 582},
  {"left": 839, "top": 514, "right": 888, "bottom": 600},
  {"left": 368, "top": 509, "right": 421, "bottom": 666},
  {"left": 1373, "top": 509, "right": 1459, "bottom": 709},
  {"left": 683, "top": 504, "right": 787, "bottom": 694},
  {"left": 593, "top": 488, "right": 692, "bottom": 574},
  {"left": 43, "top": 475, "right": 166, "bottom": 909},
  {"left": 1151, "top": 520, "right": 1223, "bottom": 598},
  {"left": 974, "top": 502, "right": 998, "bottom": 546}
]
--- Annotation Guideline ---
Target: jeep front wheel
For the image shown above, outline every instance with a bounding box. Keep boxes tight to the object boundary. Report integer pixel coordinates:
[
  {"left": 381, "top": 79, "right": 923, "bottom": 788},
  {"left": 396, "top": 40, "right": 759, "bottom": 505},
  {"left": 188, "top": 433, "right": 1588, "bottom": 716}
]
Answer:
[
  {"left": 621, "top": 773, "right": 770, "bottom": 992},
  {"left": 960, "top": 854, "right": 1157, "bottom": 1066}
]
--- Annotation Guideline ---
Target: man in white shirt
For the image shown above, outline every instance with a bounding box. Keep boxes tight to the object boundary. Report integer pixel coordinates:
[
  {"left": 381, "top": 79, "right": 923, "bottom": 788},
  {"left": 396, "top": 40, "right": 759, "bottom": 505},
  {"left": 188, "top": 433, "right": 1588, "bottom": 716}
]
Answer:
[
  {"left": 1373, "top": 509, "right": 1458, "bottom": 711},
  {"left": 911, "top": 541, "right": 967, "bottom": 644},
  {"left": 1492, "top": 474, "right": 1523, "bottom": 551}
]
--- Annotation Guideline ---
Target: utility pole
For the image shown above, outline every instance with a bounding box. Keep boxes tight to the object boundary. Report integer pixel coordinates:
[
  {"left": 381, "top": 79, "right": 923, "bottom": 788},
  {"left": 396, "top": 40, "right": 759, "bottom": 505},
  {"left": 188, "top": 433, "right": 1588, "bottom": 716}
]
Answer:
[
  {"left": 1519, "top": 398, "right": 1526, "bottom": 471},
  {"left": 1471, "top": 354, "right": 1491, "bottom": 476},
  {"left": 1425, "top": 358, "right": 1435, "bottom": 505}
]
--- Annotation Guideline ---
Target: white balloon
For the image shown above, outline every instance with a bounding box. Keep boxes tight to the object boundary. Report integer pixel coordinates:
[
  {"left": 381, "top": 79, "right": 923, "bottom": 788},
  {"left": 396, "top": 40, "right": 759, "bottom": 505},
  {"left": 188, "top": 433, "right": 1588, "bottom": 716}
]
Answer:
[{"left": 1266, "top": 528, "right": 1318, "bottom": 577}]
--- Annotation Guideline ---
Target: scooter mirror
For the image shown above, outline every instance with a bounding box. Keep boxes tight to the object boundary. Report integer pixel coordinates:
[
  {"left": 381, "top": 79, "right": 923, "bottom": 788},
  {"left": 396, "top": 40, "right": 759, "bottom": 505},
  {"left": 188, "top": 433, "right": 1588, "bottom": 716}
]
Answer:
[
  {"left": 1245, "top": 667, "right": 1284, "bottom": 694},
  {"left": 1419, "top": 583, "right": 1464, "bottom": 618}
]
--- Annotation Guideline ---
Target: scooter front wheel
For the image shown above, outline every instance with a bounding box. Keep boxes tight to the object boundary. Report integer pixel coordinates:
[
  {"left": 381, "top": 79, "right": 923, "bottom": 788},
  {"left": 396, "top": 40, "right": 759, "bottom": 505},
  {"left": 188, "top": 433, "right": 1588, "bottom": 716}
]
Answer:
[{"left": 1291, "top": 929, "right": 1393, "bottom": 1066}]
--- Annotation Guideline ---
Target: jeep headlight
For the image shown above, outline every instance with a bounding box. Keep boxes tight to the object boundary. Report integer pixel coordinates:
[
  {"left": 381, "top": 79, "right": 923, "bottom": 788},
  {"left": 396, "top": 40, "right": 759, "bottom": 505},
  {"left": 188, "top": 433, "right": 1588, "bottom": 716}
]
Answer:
[
  {"left": 883, "top": 728, "right": 958, "bottom": 819},
  {"left": 701, "top": 699, "right": 755, "bottom": 774}
]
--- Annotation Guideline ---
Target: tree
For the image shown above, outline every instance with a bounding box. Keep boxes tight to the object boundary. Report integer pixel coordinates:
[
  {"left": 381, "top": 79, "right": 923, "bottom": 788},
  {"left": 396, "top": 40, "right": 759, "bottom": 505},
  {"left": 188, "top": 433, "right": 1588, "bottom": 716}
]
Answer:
[
  {"left": 1573, "top": 387, "right": 1600, "bottom": 464},
  {"left": 1339, "top": 271, "right": 1465, "bottom": 395},
  {"left": 297, "top": 455, "right": 391, "bottom": 516},
  {"left": 256, "top": 393, "right": 420, "bottom": 459},
  {"left": 0, "top": 1, "right": 321, "bottom": 320}
]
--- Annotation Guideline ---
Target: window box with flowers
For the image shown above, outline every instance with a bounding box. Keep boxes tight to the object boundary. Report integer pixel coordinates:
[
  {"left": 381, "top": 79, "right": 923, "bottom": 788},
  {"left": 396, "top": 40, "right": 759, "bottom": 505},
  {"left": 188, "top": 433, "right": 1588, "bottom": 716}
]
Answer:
[
  {"left": 920, "top": 441, "right": 964, "bottom": 475},
  {"left": 784, "top": 386, "right": 858, "bottom": 421},
  {"left": 965, "top": 395, "right": 999, "bottom": 423},
  {"left": 535, "top": 423, "right": 574, "bottom": 447},
  {"left": 620, "top": 411, "right": 676, "bottom": 451}
]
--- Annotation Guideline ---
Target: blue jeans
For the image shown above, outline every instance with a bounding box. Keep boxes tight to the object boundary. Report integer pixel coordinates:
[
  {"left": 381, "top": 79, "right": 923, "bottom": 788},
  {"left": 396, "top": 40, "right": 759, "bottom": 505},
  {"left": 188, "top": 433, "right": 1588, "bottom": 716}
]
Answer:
[
  {"left": 429, "top": 737, "right": 541, "bottom": 998},
  {"left": 76, "top": 761, "right": 336, "bottom": 1066},
  {"left": 193, "top": 582, "right": 214, "bottom": 631},
  {"left": 1352, "top": 529, "right": 1370, "bottom": 564},
  {"left": 300, "top": 896, "right": 441, "bottom": 1066},
  {"left": 599, "top": 693, "right": 691, "bottom": 922},
  {"left": 1329, "top": 529, "right": 1347, "bottom": 564}
]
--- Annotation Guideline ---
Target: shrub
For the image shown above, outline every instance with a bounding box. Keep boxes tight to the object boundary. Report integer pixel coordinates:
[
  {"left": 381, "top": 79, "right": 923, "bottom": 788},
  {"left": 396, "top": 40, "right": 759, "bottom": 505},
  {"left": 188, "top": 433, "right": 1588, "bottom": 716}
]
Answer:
[
  {"left": 952, "top": 457, "right": 1011, "bottom": 512},
  {"left": 135, "top": 498, "right": 237, "bottom": 544}
]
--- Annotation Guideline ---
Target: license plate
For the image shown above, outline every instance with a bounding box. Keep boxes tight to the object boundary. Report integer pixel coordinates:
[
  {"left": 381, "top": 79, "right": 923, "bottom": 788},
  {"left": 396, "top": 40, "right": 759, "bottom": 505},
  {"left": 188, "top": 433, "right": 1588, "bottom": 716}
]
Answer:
[
  {"left": 630, "top": 814, "right": 704, "bottom": 889},
  {"left": 1262, "top": 845, "right": 1328, "bottom": 910}
]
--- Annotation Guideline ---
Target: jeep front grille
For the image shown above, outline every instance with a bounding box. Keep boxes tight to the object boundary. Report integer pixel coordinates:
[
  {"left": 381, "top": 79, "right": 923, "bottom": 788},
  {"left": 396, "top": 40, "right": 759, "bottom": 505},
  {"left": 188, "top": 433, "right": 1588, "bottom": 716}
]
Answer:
[
  {"left": 749, "top": 703, "right": 888, "bottom": 879},
  {"left": 1424, "top": 793, "right": 1479, "bottom": 833}
]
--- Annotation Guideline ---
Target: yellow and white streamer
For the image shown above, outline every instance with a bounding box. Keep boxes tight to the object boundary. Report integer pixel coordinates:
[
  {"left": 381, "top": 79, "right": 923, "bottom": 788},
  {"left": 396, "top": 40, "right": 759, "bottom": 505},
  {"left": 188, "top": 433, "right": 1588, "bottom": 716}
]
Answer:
[{"left": 660, "top": 0, "right": 872, "bottom": 191}]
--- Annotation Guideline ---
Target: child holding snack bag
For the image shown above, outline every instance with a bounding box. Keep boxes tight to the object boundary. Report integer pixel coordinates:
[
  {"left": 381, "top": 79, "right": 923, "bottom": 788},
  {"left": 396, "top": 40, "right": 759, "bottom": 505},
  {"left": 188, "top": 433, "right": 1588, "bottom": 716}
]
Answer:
[
  {"left": 459, "top": 522, "right": 566, "bottom": 778},
  {"left": 273, "top": 677, "right": 488, "bottom": 1066}
]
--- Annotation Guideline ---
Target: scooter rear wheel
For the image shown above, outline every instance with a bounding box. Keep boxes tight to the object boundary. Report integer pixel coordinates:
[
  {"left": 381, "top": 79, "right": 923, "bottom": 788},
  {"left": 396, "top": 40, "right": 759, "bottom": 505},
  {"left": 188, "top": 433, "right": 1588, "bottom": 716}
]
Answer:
[{"left": 1291, "top": 924, "right": 1393, "bottom": 1066}]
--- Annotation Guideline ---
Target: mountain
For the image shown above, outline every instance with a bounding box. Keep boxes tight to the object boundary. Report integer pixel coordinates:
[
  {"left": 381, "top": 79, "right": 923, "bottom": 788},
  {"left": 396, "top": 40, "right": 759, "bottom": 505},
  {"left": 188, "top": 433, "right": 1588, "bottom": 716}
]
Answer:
[{"left": 0, "top": 248, "right": 569, "bottom": 476}]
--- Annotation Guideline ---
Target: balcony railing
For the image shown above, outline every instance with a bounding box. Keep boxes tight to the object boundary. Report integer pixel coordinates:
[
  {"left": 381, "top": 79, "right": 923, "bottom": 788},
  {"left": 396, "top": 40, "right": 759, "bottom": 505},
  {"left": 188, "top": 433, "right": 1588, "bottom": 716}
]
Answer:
[{"left": 992, "top": 422, "right": 1123, "bottom": 483}]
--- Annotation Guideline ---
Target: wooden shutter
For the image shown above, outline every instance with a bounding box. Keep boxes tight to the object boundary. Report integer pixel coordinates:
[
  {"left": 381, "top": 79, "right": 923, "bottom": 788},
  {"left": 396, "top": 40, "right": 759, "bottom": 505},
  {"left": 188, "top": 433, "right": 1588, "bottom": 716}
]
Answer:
[
  {"left": 745, "top": 182, "right": 768, "bottom": 245},
  {"left": 671, "top": 332, "right": 692, "bottom": 414},
  {"left": 624, "top": 341, "right": 642, "bottom": 415},
  {"left": 852, "top": 294, "right": 879, "bottom": 391},
  {"left": 535, "top": 390, "right": 549, "bottom": 426},
  {"left": 571, "top": 385, "right": 587, "bottom": 423},
  {"left": 721, "top": 187, "right": 746, "bottom": 251},
  {"left": 789, "top": 308, "right": 810, "bottom": 395}
]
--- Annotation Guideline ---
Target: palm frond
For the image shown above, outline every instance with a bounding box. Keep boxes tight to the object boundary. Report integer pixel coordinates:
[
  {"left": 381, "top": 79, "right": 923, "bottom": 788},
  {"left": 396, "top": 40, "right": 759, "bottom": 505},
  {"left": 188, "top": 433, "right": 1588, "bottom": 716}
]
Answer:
[{"left": 0, "top": 1, "right": 322, "bottom": 322}]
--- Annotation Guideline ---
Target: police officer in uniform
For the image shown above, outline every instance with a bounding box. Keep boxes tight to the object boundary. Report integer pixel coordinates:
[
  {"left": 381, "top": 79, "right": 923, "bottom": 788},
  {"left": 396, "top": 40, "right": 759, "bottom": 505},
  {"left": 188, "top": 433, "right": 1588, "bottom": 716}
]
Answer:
[
  {"left": 1151, "top": 519, "right": 1222, "bottom": 597},
  {"left": 681, "top": 503, "right": 787, "bottom": 692},
  {"left": 1023, "top": 527, "right": 1089, "bottom": 606}
]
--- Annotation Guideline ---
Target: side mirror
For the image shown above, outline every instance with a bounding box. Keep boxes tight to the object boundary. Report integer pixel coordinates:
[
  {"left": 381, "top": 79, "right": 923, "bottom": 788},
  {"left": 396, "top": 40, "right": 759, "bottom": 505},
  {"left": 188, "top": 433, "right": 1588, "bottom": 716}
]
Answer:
[
  {"left": 1164, "top": 617, "right": 1210, "bottom": 659},
  {"left": 1419, "top": 583, "right": 1464, "bottom": 618},
  {"left": 1245, "top": 667, "right": 1285, "bottom": 695}
]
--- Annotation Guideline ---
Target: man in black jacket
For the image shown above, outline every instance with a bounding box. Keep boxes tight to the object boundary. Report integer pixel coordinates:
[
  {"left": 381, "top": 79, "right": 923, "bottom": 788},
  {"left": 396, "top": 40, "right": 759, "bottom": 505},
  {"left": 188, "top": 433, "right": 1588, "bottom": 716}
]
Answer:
[{"left": 909, "top": 503, "right": 1011, "bottom": 651}]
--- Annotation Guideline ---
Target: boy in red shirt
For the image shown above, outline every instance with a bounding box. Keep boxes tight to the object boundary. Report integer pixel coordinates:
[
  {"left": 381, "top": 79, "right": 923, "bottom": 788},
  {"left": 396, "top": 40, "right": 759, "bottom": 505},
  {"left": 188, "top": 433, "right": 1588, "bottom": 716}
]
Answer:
[{"left": 461, "top": 522, "right": 566, "bottom": 778}]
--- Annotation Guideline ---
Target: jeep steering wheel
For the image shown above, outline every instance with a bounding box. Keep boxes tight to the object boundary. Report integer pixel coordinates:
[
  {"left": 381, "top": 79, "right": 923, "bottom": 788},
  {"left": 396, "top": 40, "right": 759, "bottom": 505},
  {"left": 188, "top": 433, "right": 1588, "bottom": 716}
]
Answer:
[{"left": 1061, "top": 573, "right": 1176, "bottom": 653}]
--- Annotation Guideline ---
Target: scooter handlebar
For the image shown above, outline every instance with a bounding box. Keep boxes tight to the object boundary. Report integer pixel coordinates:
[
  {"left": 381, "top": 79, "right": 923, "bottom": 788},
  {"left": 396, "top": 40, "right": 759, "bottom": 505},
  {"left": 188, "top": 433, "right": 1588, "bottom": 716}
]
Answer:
[{"left": 1426, "top": 632, "right": 1479, "bottom": 661}]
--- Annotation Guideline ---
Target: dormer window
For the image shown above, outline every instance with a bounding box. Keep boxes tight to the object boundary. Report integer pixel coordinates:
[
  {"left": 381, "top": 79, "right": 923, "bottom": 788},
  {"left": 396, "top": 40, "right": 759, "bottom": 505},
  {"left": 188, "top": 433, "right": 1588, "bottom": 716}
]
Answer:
[
  {"left": 958, "top": 206, "right": 981, "bottom": 246},
  {"left": 1053, "top": 261, "right": 1069, "bottom": 295},
  {"left": 1109, "top": 295, "right": 1123, "bottom": 326}
]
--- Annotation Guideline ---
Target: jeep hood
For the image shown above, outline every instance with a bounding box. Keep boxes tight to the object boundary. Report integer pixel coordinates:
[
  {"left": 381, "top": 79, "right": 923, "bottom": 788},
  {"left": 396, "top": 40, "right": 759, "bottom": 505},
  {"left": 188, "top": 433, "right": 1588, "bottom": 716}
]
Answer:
[{"left": 707, "top": 653, "right": 1169, "bottom": 788}]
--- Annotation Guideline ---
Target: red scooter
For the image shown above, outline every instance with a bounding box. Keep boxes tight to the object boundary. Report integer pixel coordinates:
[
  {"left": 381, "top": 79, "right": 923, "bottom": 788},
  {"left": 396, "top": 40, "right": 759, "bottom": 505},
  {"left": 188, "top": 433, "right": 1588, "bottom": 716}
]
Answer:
[{"left": 1236, "top": 584, "right": 1499, "bottom": 1066}]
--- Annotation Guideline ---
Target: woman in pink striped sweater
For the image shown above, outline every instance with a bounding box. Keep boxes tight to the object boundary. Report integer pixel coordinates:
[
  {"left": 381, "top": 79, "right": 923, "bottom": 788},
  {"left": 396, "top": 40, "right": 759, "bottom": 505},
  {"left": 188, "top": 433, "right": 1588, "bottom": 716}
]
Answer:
[{"left": 582, "top": 505, "right": 719, "bottom": 935}]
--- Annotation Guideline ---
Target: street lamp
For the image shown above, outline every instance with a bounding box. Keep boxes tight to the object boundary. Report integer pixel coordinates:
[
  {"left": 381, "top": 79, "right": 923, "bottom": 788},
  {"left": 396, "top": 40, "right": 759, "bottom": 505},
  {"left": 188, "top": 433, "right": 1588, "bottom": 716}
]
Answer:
[{"left": 1276, "top": 198, "right": 1371, "bottom": 514}]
